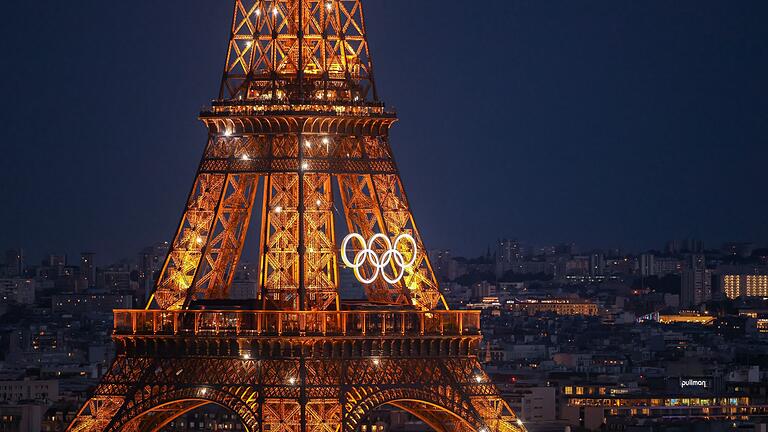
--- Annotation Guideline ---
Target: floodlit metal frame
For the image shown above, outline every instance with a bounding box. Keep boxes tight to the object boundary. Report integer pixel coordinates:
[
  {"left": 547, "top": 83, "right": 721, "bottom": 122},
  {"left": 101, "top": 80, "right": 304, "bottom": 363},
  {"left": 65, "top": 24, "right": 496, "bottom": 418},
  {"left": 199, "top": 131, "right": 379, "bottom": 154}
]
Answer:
[{"left": 67, "top": 1, "right": 523, "bottom": 431}]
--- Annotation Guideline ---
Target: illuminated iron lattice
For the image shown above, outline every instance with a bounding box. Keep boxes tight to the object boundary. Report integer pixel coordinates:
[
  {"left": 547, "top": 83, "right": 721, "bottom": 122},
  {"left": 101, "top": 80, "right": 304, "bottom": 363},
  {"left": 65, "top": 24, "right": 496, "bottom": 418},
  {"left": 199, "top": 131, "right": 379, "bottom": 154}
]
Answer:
[{"left": 68, "top": 1, "right": 526, "bottom": 432}]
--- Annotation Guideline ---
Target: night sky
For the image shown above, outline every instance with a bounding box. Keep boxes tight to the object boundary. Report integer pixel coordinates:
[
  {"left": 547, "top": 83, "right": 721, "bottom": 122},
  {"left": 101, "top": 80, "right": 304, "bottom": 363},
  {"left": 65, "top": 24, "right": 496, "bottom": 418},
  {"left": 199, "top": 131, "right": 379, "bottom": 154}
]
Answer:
[{"left": 2, "top": 1, "right": 767, "bottom": 265}]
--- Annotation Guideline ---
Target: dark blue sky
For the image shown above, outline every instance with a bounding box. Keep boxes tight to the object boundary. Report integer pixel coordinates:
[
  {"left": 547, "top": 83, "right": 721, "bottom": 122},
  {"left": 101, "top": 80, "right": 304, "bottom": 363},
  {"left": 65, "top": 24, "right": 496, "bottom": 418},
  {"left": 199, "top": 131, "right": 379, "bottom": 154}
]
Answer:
[{"left": 1, "top": 1, "right": 767, "bottom": 264}]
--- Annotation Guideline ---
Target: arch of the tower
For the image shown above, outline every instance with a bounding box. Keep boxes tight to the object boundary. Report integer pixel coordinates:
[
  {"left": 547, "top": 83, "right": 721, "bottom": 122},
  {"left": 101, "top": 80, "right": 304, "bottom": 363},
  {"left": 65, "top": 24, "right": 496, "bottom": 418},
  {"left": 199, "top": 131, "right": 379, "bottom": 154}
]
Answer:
[
  {"left": 113, "top": 396, "right": 485, "bottom": 432},
  {"left": 344, "top": 388, "right": 485, "bottom": 432},
  {"left": 109, "top": 387, "right": 258, "bottom": 432},
  {"left": 391, "top": 400, "right": 478, "bottom": 432}
]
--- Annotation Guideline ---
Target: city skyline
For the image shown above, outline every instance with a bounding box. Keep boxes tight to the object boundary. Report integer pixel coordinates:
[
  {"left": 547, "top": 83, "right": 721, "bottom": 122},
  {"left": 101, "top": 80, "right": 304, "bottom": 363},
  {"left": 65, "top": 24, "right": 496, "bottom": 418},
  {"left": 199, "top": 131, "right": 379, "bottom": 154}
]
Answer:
[
  {"left": 5, "top": 235, "right": 768, "bottom": 270},
  {"left": 2, "top": 0, "right": 768, "bottom": 264}
]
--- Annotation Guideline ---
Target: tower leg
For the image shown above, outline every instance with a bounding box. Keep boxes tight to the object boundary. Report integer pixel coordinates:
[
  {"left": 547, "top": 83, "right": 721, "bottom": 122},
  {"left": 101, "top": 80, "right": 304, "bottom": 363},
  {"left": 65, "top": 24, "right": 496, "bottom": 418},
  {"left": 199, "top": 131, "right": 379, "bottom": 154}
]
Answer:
[
  {"left": 337, "top": 173, "right": 406, "bottom": 305},
  {"left": 153, "top": 172, "right": 228, "bottom": 309},
  {"left": 370, "top": 173, "right": 444, "bottom": 310},
  {"left": 150, "top": 133, "right": 265, "bottom": 309},
  {"left": 190, "top": 173, "right": 260, "bottom": 301}
]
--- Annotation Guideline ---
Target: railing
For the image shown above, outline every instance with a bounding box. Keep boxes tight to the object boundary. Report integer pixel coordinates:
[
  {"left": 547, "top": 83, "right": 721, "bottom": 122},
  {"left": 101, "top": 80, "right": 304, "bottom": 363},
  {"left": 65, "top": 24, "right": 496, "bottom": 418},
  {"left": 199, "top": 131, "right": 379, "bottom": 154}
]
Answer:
[
  {"left": 113, "top": 309, "right": 480, "bottom": 338},
  {"left": 210, "top": 98, "right": 387, "bottom": 108},
  {"left": 201, "top": 96, "right": 393, "bottom": 118}
]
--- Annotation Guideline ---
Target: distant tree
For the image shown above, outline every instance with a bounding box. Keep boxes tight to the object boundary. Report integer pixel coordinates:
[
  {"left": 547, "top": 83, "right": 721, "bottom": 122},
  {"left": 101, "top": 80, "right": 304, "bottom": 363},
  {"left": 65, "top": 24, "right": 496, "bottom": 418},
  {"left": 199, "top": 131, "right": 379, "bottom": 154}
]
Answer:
[{"left": 499, "top": 271, "right": 554, "bottom": 283}]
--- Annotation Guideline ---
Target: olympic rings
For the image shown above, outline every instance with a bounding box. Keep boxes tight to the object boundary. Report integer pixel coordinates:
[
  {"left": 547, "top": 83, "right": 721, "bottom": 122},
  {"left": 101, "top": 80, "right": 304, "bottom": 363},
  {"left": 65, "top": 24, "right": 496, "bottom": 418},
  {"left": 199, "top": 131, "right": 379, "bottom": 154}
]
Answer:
[{"left": 340, "top": 233, "right": 418, "bottom": 284}]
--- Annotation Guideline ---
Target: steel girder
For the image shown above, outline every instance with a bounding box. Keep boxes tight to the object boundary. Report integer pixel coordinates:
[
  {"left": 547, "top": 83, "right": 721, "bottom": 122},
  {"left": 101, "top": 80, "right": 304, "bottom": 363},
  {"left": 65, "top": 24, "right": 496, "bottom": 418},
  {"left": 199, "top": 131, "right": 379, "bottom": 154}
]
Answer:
[
  {"left": 220, "top": 0, "right": 375, "bottom": 101},
  {"left": 152, "top": 128, "right": 444, "bottom": 311}
]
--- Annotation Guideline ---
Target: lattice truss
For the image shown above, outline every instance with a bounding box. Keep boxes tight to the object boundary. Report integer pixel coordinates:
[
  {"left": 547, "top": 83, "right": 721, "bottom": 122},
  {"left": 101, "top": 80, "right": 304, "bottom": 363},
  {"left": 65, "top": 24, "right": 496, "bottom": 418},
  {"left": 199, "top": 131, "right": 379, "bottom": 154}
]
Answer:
[
  {"left": 153, "top": 132, "right": 443, "bottom": 311},
  {"left": 67, "top": 356, "right": 524, "bottom": 432},
  {"left": 69, "top": 1, "right": 524, "bottom": 431},
  {"left": 220, "top": 0, "right": 374, "bottom": 101}
]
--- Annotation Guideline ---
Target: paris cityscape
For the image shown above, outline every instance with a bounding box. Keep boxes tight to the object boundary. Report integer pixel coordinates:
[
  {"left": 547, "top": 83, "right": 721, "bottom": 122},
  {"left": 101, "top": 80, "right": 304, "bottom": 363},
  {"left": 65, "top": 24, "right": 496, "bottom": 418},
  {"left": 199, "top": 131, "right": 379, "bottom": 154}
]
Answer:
[
  {"left": 2, "top": 0, "right": 768, "bottom": 432},
  {"left": 2, "top": 238, "right": 768, "bottom": 431}
]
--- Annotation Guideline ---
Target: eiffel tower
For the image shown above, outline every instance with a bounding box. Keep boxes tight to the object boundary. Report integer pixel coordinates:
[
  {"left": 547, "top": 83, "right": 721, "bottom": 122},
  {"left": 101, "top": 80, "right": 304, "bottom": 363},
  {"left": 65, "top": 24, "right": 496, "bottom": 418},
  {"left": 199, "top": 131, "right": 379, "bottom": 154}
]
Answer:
[{"left": 68, "top": 1, "right": 525, "bottom": 431}]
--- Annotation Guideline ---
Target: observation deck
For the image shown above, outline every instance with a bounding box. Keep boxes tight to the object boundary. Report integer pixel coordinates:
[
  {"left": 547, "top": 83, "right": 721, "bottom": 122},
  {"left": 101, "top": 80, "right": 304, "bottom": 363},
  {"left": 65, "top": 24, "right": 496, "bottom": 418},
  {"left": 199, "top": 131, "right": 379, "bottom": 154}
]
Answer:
[
  {"left": 115, "top": 309, "right": 479, "bottom": 338},
  {"left": 113, "top": 309, "right": 482, "bottom": 358}
]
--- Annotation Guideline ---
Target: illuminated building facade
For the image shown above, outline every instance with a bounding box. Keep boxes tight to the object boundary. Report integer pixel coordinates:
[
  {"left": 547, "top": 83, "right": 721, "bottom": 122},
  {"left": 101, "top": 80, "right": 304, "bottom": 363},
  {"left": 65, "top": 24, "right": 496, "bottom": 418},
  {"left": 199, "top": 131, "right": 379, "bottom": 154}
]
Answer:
[
  {"left": 559, "top": 378, "right": 768, "bottom": 430},
  {"left": 721, "top": 274, "right": 768, "bottom": 299},
  {"left": 508, "top": 299, "right": 598, "bottom": 316},
  {"left": 655, "top": 313, "right": 715, "bottom": 325},
  {"left": 66, "top": 1, "right": 525, "bottom": 432},
  {"left": 562, "top": 393, "right": 763, "bottom": 430}
]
